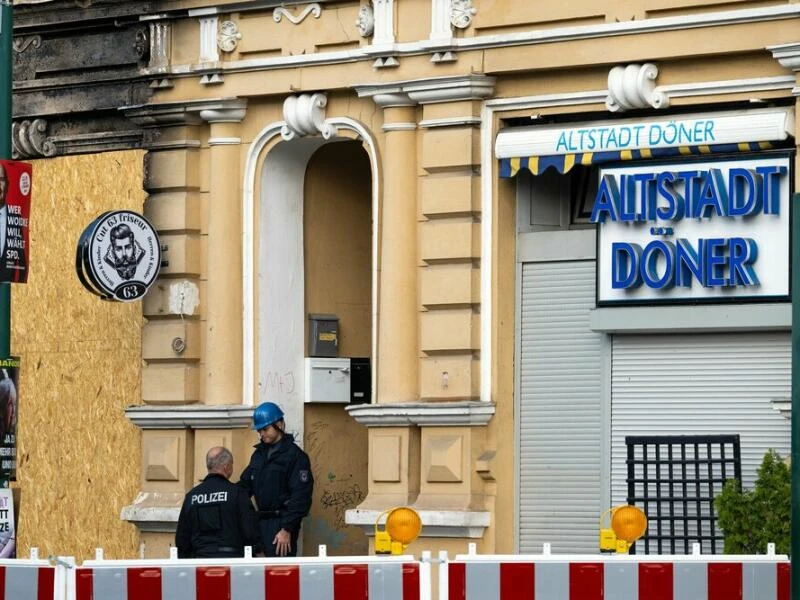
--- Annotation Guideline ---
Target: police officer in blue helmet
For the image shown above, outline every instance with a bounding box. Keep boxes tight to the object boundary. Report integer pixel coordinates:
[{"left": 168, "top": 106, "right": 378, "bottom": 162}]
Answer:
[{"left": 237, "top": 402, "right": 314, "bottom": 557}]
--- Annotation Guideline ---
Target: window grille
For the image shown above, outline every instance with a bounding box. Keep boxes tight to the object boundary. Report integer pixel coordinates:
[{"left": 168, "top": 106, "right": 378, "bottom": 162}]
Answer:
[{"left": 625, "top": 434, "right": 741, "bottom": 554}]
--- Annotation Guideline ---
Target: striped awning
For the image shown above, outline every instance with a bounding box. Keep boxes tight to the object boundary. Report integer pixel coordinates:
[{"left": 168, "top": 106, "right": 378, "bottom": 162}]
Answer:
[
  {"left": 498, "top": 141, "right": 775, "bottom": 178},
  {"left": 495, "top": 106, "right": 794, "bottom": 178}
]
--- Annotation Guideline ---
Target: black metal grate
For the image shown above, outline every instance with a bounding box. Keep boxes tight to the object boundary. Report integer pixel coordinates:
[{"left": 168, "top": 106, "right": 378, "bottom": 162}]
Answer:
[{"left": 625, "top": 434, "right": 741, "bottom": 554}]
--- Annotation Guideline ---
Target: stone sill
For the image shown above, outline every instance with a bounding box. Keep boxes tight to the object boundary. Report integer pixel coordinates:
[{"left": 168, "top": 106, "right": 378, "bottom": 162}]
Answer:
[
  {"left": 125, "top": 405, "right": 253, "bottom": 429},
  {"left": 345, "top": 402, "right": 495, "bottom": 427},
  {"left": 120, "top": 491, "right": 182, "bottom": 533},
  {"left": 346, "top": 508, "right": 490, "bottom": 538}
]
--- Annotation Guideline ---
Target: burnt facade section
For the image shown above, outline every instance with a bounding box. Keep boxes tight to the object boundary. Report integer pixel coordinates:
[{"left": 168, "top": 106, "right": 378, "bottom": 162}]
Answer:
[{"left": 12, "top": 0, "right": 157, "bottom": 157}]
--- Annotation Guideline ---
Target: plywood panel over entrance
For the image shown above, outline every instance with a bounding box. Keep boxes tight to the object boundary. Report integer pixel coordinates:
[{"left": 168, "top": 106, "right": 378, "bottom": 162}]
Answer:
[{"left": 14, "top": 151, "right": 144, "bottom": 561}]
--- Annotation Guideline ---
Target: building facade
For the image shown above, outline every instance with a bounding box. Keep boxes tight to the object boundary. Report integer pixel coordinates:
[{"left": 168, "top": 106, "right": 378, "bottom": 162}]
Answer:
[{"left": 10, "top": 0, "right": 800, "bottom": 559}]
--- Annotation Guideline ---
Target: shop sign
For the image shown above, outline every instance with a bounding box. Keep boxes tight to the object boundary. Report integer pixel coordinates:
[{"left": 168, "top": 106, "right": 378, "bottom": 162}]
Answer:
[
  {"left": 494, "top": 107, "right": 793, "bottom": 158},
  {"left": 592, "top": 154, "right": 791, "bottom": 304},
  {"left": 0, "top": 160, "right": 31, "bottom": 284},
  {"left": 76, "top": 210, "right": 161, "bottom": 302}
]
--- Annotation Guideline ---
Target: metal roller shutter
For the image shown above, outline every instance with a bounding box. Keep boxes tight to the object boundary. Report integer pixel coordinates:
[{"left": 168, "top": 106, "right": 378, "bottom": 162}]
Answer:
[
  {"left": 518, "top": 260, "right": 604, "bottom": 553},
  {"left": 610, "top": 333, "right": 791, "bottom": 549}
]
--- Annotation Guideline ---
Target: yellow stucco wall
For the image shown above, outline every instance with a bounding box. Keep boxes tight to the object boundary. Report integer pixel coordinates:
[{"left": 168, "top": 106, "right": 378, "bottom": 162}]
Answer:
[
  {"left": 13, "top": 151, "right": 144, "bottom": 561},
  {"left": 43, "top": 0, "right": 799, "bottom": 563}
]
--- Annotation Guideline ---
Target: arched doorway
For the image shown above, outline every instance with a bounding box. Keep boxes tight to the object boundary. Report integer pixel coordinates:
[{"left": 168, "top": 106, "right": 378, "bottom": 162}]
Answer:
[{"left": 253, "top": 133, "right": 374, "bottom": 554}]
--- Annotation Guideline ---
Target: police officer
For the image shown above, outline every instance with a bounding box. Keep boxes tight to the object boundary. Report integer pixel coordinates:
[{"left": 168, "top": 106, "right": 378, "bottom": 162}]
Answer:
[
  {"left": 175, "top": 446, "right": 261, "bottom": 558},
  {"left": 238, "top": 402, "right": 314, "bottom": 557}
]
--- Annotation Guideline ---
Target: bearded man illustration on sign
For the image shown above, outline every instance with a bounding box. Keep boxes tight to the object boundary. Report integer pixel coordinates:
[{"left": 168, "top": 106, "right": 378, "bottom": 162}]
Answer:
[{"left": 104, "top": 223, "right": 144, "bottom": 280}]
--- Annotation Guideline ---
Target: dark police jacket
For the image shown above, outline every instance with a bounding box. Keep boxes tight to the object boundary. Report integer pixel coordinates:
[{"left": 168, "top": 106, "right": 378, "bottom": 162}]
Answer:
[
  {"left": 238, "top": 434, "right": 314, "bottom": 534},
  {"left": 175, "top": 473, "right": 261, "bottom": 558}
]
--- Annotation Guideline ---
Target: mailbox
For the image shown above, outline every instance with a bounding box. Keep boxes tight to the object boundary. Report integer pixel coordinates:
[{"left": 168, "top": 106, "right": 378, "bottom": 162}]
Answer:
[
  {"left": 308, "top": 314, "right": 339, "bottom": 358},
  {"left": 304, "top": 357, "right": 371, "bottom": 404}
]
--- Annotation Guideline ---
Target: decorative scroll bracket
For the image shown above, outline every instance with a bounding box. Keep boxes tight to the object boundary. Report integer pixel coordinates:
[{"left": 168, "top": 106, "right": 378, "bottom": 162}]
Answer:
[
  {"left": 12, "top": 119, "right": 57, "bottom": 159},
  {"left": 606, "top": 63, "right": 669, "bottom": 112},
  {"left": 281, "top": 93, "right": 338, "bottom": 141}
]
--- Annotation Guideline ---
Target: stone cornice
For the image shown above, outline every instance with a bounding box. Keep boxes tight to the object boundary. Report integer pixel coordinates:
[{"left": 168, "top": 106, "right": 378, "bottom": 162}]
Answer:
[
  {"left": 769, "top": 42, "right": 800, "bottom": 71},
  {"left": 355, "top": 75, "right": 496, "bottom": 106},
  {"left": 406, "top": 75, "right": 496, "bottom": 104},
  {"left": 125, "top": 404, "right": 254, "bottom": 429},
  {"left": 131, "top": 5, "right": 800, "bottom": 81},
  {"left": 370, "top": 92, "right": 415, "bottom": 108},
  {"left": 345, "top": 401, "right": 495, "bottom": 427},
  {"left": 123, "top": 98, "right": 247, "bottom": 127}
]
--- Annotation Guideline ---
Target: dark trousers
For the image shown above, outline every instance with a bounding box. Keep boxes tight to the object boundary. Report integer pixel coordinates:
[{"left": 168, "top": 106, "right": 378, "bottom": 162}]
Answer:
[{"left": 259, "top": 517, "right": 299, "bottom": 557}]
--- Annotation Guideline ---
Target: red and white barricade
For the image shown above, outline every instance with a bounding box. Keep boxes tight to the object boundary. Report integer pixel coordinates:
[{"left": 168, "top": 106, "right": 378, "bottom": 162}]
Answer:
[
  {"left": 0, "top": 548, "right": 64, "bottom": 600},
  {"left": 73, "top": 546, "right": 428, "bottom": 600},
  {"left": 443, "top": 543, "right": 790, "bottom": 600}
]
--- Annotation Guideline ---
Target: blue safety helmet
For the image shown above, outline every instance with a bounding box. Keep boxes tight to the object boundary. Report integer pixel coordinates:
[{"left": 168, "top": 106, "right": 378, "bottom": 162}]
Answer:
[{"left": 253, "top": 402, "right": 284, "bottom": 431}]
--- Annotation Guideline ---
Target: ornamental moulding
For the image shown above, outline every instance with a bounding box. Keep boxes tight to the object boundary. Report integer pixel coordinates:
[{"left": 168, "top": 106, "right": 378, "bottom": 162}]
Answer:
[
  {"left": 606, "top": 63, "right": 669, "bottom": 112},
  {"left": 273, "top": 3, "right": 322, "bottom": 25},
  {"left": 356, "top": 4, "right": 374, "bottom": 38},
  {"left": 451, "top": 0, "right": 477, "bottom": 29},
  {"left": 281, "top": 93, "right": 338, "bottom": 140},
  {"left": 217, "top": 20, "right": 242, "bottom": 53},
  {"left": 12, "top": 35, "right": 41, "bottom": 53},
  {"left": 12, "top": 119, "right": 56, "bottom": 158}
]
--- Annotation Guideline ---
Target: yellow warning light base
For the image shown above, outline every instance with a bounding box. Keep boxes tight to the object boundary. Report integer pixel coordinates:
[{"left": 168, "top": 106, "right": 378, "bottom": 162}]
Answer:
[
  {"left": 374, "top": 530, "right": 394, "bottom": 555},
  {"left": 374, "top": 507, "right": 422, "bottom": 555},
  {"left": 598, "top": 505, "right": 647, "bottom": 554},
  {"left": 599, "top": 527, "right": 619, "bottom": 553}
]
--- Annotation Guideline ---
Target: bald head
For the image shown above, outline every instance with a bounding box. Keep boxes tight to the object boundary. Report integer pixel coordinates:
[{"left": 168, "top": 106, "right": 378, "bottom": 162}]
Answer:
[{"left": 206, "top": 446, "right": 234, "bottom": 478}]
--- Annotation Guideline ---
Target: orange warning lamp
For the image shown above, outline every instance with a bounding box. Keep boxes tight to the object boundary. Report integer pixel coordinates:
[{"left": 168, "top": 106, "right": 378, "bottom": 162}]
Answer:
[
  {"left": 599, "top": 505, "right": 647, "bottom": 553},
  {"left": 374, "top": 507, "right": 422, "bottom": 555}
]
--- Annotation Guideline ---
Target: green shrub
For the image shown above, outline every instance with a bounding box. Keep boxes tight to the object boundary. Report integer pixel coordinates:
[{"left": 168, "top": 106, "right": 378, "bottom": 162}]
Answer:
[{"left": 714, "top": 449, "right": 790, "bottom": 554}]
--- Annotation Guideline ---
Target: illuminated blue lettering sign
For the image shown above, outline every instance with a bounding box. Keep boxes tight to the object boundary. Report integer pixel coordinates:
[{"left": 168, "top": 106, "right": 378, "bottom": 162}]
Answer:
[{"left": 593, "top": 160, "right": 788, "bottom": 295}]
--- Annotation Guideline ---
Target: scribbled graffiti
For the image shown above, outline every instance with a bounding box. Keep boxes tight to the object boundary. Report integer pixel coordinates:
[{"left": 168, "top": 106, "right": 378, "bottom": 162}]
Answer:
[
  {"left": 320, "top": 483, "right": 366, "bottom": 529},
  {"left": 306, "top": 420, "right": 329, "bottom": 458},
  {"left": 264, "top": 370, "right": 296, "bottom": 394}
]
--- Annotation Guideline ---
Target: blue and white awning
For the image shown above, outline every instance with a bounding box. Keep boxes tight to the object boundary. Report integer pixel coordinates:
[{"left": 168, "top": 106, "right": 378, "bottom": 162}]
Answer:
[{"left": 495, "top": 107, "right": 793, "bottom": 177}]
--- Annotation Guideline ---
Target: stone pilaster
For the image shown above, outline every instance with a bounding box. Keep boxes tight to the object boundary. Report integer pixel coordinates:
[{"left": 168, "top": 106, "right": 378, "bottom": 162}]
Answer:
[
  {"left": 349, "top": 76, "right": 496, "bottom": 545},
  {"left": 374, "top": 97, "right": 420, "bottom": 405},
  {"left": 125, "top": 104, "right": 205, "bottom": 407},
  {"left": 199, "top": 101, "right": 247, "bottom": 406},
  {"left": 410, "top": 76, "right": 493, "bottom": 404}
]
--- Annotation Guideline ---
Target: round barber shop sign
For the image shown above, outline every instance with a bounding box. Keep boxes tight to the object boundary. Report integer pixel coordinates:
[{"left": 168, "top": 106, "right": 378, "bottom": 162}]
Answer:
[{"left": 76, "top": 210, "right": 161, "bottom": 302}]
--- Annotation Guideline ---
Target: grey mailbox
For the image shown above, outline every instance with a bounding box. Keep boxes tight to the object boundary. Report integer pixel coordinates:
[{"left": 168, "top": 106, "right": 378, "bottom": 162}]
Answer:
[{"left": 308, "top": 313, "right": 339, "bottom": 357}]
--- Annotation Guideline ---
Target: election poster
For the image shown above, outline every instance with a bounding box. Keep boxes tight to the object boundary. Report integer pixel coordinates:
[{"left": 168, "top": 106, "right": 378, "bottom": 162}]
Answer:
[
  {"left": 0, "top": 357, "right": 18, "bottom": 482},
  {"left": 0, "top": 160, "right": 31, "bottom": 284},
  {"left": 0, "top": 489, "right": 14, "bottom": 559}
]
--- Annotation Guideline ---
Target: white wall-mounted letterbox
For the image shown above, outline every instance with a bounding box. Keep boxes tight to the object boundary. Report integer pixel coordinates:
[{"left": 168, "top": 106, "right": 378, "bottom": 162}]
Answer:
[{"left": 305, "top": 357, "right": 351, "bottom": 403}]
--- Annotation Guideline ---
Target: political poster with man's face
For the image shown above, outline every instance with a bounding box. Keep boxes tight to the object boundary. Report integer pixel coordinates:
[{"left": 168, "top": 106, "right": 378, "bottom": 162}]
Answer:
[
  {"left": 0, "top": 357, "right": 19, "bottom": 483},
  {"left": 0, "top": 489, "right": 15, "bottom": 559},
  {"left": 0, "top": 160, "right": 31, "bottom": 284}
]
